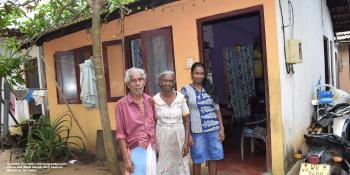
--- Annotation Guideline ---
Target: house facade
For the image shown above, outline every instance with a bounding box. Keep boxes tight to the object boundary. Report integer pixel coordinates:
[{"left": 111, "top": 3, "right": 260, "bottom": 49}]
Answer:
[{"left": 32, "top": 0, "right": 350, "bottom": 174}]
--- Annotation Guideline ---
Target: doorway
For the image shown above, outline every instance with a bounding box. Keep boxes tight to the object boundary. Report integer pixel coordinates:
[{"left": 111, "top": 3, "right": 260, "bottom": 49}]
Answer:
[
  {"left": 197, "top": 7, "right": 269, "bottom": 174},
  {"left": 323, "top": 36, "right": 330, "bottom": 85},
  {"left": 25, "top": 59, "right": 42, "bottom": 118}
]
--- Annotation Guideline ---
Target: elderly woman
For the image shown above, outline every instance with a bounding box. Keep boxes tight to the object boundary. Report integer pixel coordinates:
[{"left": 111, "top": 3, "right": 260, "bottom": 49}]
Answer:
[
  {"left": 115, "top": 67, "right": 157, "bottom": 175},
  {"left": 153, "top": 71, "right": 190, "bottom": 175}
]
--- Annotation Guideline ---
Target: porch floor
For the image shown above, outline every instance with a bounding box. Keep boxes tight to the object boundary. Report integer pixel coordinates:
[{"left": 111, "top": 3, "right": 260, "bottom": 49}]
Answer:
[{"left": 217, "top": 122, "right": 266, "bottom": 175}]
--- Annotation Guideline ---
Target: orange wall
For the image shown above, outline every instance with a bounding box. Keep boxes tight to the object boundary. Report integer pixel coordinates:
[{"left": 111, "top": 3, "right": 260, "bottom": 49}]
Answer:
[{"left": 43, "top": 0, "right": 283, "bottom": 173}]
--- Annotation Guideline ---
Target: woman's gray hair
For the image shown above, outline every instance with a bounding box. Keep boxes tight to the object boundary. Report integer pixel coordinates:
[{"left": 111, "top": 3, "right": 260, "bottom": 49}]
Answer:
[
  {"left": 158, "top": 70, "right": 176, "bottom": 83},
  {"left": 124, "top": 67, "right": 147, "bottom": 83}
]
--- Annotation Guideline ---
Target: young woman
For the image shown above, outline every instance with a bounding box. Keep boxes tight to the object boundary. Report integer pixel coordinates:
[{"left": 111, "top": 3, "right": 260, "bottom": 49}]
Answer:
[
  {"left": 153, "top": 71, "right": 190, "bottom": 175},
  {"left": 181, "top": 62, "right": 225, "bottom": 175}
]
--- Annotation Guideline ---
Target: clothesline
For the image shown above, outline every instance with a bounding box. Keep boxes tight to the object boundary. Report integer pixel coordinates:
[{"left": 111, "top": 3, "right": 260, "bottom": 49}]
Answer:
[
  {"left": 56, "top": 60, "right": 91, "bottom": 66},
  {"left": 27, "top": 88, "right": 47, "bottom": 90},
  {"left": 1, "top": 88, "right": 47, "bottom": 91},
  {"left": 55, "top": 59, "right": 95, "bottom": 68}
]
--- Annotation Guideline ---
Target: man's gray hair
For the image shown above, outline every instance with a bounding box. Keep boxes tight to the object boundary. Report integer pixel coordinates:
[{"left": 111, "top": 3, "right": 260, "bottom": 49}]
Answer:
[
  {"left": 124, "top": 67, "right": 147, "bottom": 83},
  {"left": 158, "top": 70, "right": 176, "bottom": 83}
]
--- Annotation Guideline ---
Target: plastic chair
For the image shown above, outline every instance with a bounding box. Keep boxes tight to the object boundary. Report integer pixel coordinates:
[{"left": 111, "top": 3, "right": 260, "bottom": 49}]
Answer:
[
  {"left": 240, "top": 118, "right": 266, "bottom": 160},
  {"left": 240, "top": 96, "right": 267, "bottom": 160}
]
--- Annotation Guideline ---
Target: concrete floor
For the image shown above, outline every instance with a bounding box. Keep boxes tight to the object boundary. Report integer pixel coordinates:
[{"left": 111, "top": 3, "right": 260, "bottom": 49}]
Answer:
[{"left": 216, "top": 122, "right": 267, "bottom": 175}]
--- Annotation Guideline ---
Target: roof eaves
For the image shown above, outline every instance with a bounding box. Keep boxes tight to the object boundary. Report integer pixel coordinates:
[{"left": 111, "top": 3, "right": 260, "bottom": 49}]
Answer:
[{"left": 22, "top": 0, "right": 178, "bottom": 48}]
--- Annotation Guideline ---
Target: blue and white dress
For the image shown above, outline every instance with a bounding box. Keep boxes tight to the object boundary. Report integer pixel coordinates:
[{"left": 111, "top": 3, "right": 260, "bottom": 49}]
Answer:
[{"left": 181, "top": 84, "right": 224, "bottom": 164}]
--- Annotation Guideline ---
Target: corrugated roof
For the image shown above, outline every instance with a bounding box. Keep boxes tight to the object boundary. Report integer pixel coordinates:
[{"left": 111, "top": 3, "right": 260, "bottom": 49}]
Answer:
[{"left": 336, "top": 31, "right": 350, "bottom": 40}]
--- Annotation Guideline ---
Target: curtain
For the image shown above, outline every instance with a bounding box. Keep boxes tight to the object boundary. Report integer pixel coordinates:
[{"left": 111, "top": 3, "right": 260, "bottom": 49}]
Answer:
[
  {"left": 131, "top": 39, "right": 143, "bottom": 68},
  {"left": 145, "top": 35, "right": 168, "bottom": 95},
  {"left": 225, "top": 44, "right": 255, "bottom": 121}
]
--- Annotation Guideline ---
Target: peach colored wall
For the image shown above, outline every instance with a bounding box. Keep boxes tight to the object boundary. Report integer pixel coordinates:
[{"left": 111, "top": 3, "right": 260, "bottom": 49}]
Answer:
[
  {"left": 339, "top": 44, "right": 350, "bottom": 92},
  {"left": 43, "top": 0, "right": 283, "bottom": 173}
]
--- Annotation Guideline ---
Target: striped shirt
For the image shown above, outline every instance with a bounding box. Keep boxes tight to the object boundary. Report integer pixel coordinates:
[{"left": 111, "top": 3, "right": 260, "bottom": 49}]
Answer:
[{"left": 181, "top": 84, "right": 220, "bottom": 133}]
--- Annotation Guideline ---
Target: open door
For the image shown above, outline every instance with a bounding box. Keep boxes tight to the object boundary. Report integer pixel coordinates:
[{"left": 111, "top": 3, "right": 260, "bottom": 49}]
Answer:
[
  {"left": 141, "top": 27, "right": 175, "bottom": 95},
  {"left": 25, "top": 59, "right": 42, "bottom": 117}
]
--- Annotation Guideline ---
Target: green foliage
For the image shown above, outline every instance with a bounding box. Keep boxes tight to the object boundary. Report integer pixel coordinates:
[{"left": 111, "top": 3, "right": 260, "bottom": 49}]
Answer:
[
  {"left": 0, "top": 0, "right": 90, "bottom": 37},
  {"left": 108, "top": 0, "right": 135, "bottom": 13},
  {"left": 0, "top": 0, "right": 91, "bottom": 86},
  {"left": 0, "top": 3, "right": 24, "bottom": 30},
  {"left": 0, "top": 0, "right": 132, "bottom": 85},
  {"left": 21, "top": 0, "right": 90, "bottom": 37},
  {"left": 0, "top": 38, "right": 29, "bottom": 86},
  {"left": 25, "top": 113, "right": 85, "bottom": 162},
  {"left": 0, "top": 0, "right": 134, "bottom": 37}
]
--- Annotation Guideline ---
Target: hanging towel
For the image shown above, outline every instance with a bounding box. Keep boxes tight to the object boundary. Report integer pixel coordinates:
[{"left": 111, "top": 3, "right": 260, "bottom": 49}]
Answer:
[
  {"left": 32, "top": 90, "right": 47, "bottom": 105},
  {"left": 79, "top": 59, "right": 99, "bottom": 109}
]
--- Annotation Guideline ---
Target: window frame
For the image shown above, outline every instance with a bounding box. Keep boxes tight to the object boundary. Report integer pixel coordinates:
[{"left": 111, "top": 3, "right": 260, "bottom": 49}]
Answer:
[
  {"left": 102, "top": 40, "right": 125, "bottom": 102},
  {"left": 125, "top": 34, "right": 141, "bottom": 69},
  {"left": 125, "top": 26, "right": 176, "bottom": 96},
  {"left": 54, "top": 46, "right": 92, "bottom": 104}
]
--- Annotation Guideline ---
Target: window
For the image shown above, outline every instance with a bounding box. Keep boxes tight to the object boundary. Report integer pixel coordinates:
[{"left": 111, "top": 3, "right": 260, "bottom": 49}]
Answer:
[
  {"left": 102, "top": 40, "right": 126, "bottom": 101},
  {"left": 54, "top": 27, "right": 175, "bottom": 104},
  {"left": 127, "top": 36, "right": 143, "bottom": 68},
  {"left": 126, "top": 27, "right": 175, "bottom": 96},
  {"left": 25, "top": 59, "right": 42, "bottom": 116},
  {"left": 54, "top": 46, "right": 92, "bottom": 104}
]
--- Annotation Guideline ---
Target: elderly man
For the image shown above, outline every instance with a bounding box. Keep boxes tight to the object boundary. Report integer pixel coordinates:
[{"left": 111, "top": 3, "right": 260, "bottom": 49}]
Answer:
[{"left": 115, "top": 68, "right": 157, "bottom": 175}]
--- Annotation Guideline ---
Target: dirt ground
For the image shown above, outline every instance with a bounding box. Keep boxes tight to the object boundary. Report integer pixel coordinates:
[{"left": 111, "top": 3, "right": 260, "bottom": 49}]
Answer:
[
  {"left": 2, "top": 162, "right": 111, "bottom": 175},
  {"left": 0, "top": 149, "right": 110, "bottom": 175},
  {"left": 0, "top": 149, "right": 236, "bottom": 175}
]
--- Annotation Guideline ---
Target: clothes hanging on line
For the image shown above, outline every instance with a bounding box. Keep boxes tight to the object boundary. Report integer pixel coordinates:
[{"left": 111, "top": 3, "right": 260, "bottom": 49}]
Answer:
[
  {"left": 32, "top": 90, "right": 47, "bottom": 105},
  {"left": 13, "top": 88, "right": 47, "bottom": 106},
  {"left": 80, "top": 58, "right": 99, "bottom": 109},
  {"left": 26, "top": 89, "right": 33, "bottom": 102}
]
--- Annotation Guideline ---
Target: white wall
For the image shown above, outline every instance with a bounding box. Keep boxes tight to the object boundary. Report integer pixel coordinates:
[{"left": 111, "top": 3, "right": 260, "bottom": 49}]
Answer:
[{"left": 275, "top": 0, "right": 336, "bottom": 170}]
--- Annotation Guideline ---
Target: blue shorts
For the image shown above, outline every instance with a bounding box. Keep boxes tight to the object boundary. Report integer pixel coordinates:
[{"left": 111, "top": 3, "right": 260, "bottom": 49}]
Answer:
[{"left": 190, "top": 130, "right": 224, "bottom": 164}]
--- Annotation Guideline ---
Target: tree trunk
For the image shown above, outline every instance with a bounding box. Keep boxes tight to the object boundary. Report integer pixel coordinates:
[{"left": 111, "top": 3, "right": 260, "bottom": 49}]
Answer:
[{"left": 87, "top": 0, "right": 122, "bottom": 174}]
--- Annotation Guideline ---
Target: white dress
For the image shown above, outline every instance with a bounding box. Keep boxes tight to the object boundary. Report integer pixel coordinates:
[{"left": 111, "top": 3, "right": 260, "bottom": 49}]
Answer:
[{"left": 153, "top": 92, "right": 190, "bottom": 175}]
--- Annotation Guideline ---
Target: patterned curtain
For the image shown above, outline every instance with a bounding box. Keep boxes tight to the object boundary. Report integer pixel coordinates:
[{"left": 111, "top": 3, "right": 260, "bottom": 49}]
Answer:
[
  {"left": 146, "top": 35, "right": 168, "bottom": 96},
  {"left": 131, "top": 39, "right": 143, "bottom": 68},
  {"left": 225, "top": 44, "right": 255, "bottom": 121}
]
